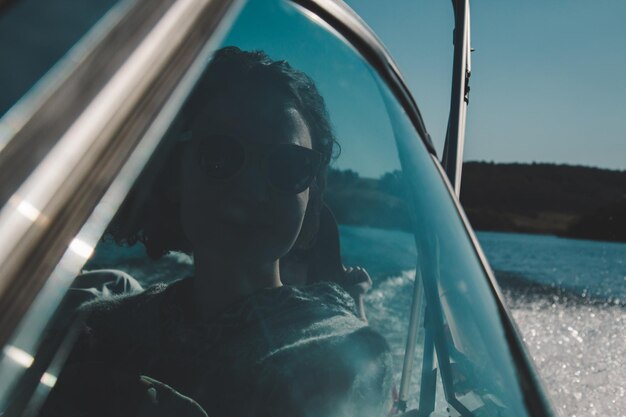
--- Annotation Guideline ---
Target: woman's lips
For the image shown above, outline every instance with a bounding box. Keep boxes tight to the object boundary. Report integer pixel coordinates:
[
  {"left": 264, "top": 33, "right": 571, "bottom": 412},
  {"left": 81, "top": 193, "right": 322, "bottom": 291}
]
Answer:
[{"left": 218, "top": 200, "right": 270, "bottom": 227}]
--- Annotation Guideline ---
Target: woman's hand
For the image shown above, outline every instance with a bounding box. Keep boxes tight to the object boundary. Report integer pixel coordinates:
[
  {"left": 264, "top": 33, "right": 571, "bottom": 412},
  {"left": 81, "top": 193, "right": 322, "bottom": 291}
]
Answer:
[
  {"left": 43, "top": 362, "right": 208, "bottom": 417},
  {"left": 343, "top": 266, "right": 373, "bottom": 295},
  {"left": 138, "top": 375, "right": 208, "bottom": 417},
  {"left": 340, "top": 266, "right": 372, "bottom": 321}
]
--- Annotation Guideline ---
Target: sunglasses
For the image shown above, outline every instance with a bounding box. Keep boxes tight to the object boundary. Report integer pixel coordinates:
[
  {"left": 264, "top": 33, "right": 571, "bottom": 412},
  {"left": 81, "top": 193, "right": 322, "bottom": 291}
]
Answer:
[{"left": 197, "top": 134, "right": 323, "bottom": 194}]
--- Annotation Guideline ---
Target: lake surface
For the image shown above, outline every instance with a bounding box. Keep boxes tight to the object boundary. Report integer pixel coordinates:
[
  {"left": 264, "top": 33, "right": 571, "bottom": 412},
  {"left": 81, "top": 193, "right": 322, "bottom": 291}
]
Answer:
[
  {"left": 338, "top": 227, "right": 626, "bottom": 417},
  {"left": 478, "top": 232, "right": 626, "bottom": 417}
]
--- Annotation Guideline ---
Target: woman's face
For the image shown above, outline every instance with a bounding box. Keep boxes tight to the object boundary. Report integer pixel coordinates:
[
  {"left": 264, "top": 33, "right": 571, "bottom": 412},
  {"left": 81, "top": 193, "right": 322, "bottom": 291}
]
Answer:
[{"left": 179, "top": 85, "right": 313, "bottom": 264}]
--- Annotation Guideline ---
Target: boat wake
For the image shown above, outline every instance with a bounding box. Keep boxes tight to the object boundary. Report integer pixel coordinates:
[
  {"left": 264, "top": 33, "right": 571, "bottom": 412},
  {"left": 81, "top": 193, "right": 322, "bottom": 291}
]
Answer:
[
  {"left": 364, "top": 269, "right": 626, "bottom": 417},
  {"left": 495, "top": 270, "right": 626, "bottom": 308}
]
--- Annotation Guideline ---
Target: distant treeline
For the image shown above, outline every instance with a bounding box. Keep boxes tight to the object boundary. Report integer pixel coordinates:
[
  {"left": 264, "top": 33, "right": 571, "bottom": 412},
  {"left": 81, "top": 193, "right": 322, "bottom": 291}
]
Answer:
[
  {"left": 324, "top": 169, "right": 412, "bottom": 231},
  {"left": 324, "top": 162, "right": 626, "bottom": 243}
]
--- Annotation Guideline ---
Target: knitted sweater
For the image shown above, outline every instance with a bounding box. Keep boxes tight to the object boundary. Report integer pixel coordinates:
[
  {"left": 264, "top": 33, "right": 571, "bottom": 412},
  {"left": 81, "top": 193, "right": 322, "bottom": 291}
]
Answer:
[{"left": 44, "top": 279, "right": 392, "bottom": 417}]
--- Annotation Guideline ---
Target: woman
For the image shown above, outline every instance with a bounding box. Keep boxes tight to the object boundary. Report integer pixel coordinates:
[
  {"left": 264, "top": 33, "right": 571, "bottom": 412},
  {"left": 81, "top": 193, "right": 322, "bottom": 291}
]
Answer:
[{"left": 42, "top": 47, "right": 391, "bottom": 417}]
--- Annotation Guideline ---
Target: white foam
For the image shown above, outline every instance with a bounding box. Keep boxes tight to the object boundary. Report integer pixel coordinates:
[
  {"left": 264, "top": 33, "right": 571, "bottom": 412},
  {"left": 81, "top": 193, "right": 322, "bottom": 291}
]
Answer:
[
  {"left": 506, "top": 294, "right": 626, "bottom": 417},
  {"left": 365, "top": 269, "right": 626, "bottom": 416}
]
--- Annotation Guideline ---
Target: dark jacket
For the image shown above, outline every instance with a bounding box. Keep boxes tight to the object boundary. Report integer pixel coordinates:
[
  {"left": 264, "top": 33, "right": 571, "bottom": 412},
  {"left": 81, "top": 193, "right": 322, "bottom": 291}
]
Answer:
[{"left": 43, "top": 279, "right": 392, "bottom": 417}]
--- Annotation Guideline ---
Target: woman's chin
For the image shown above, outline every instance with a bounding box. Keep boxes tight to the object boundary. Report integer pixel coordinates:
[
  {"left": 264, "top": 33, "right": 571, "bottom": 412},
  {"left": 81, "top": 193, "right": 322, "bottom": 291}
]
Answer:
[{"left": 200, "top": 236, "right": 288, "bottom": 265}]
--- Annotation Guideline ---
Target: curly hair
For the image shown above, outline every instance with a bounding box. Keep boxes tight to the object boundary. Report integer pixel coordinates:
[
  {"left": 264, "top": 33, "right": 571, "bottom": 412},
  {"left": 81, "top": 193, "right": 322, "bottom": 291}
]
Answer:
[{"left": 106, "top": 47, "right": 337, "bottom": 259}]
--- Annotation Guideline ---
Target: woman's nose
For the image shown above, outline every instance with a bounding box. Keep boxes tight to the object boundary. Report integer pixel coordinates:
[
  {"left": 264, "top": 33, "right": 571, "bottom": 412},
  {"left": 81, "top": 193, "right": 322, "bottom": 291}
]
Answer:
[{"left": 232, "top": 158, "right": 270, "bottom": 203}]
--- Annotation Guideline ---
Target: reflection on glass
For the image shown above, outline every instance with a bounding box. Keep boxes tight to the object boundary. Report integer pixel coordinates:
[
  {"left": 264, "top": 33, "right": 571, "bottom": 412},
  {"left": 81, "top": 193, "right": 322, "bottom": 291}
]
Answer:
[
  {"left": 38, "top": 46, "right": 393, "bottom": 417},
  {"left": 380, "top": 77, "right": 530, "bottom": 416},
  {"left": 0, "top": 1, "right": 534, "bottom": 417}
]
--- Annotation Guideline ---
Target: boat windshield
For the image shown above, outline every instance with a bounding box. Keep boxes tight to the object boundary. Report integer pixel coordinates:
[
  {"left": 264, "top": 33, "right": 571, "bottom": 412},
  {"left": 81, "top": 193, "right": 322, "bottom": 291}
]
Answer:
[
  {"left": 0, "top": 0, "right": 122, "bottom": 128},
  {"left": 0, "top": 1, "right": 531, "bottom": 416}
]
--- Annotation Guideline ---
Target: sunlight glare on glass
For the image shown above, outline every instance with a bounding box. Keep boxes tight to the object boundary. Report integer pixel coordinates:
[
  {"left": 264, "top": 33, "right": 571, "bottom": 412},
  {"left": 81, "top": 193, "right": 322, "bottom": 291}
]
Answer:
[
  {"left": 16, "top": 199, "right": 41, "bottom": 222},
  {"left": 40, "top": 372, "right": 58, "bottom": 388},
  {"left": 3, "top": 345, "right": 34, "bottom": 368},
  {"left": 3, "top": 345, "right": 58, "bottom": 387},
  {"left": 69, "top": 238, "right": 94, "bottom": 259}
]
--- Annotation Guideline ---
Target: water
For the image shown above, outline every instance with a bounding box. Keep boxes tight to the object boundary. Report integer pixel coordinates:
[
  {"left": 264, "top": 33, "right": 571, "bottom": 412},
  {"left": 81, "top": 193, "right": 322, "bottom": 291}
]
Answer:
[
  {"left": 86, "top": 228, "right": 626, "bottom": 416},
  {"left": 479, "top": 232, "right": 626, "bottom": 417},
  {"left": 338, "top": 227, "right": 626, "bottom": 417}
]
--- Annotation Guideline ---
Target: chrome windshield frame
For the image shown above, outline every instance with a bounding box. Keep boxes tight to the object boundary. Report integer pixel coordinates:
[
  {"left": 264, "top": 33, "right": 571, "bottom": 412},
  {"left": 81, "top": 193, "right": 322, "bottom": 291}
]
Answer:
[{"left": 0, "top": 0, "right": 243, "bottom": 350}]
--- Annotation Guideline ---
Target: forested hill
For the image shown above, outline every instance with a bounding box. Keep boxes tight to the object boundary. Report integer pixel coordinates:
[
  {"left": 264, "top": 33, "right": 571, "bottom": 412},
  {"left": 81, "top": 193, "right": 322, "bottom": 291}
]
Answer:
[
  {"left": 460, "top": 162, "right": 626, "bottom": 241},
  {"left": 324, "top": 163, "right": 626, "bottom": 243}
]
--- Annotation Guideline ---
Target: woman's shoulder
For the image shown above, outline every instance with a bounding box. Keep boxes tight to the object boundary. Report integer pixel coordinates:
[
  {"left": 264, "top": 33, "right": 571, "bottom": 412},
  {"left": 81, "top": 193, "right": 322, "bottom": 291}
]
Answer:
[
  {"left": 290, "top": 281, "right": 359, "bottom": 314},
  {"left": 254, "top": 298, "right": 392, "bottom": 417},
  {"left": 79, "top": 281, "right": 167, "bottom": 318},
  {"left": 77, "top": 281, "right": 172, "bottom": 350},
  {"left": 256, "top": 283, "right": 390, "bottom": 368}
]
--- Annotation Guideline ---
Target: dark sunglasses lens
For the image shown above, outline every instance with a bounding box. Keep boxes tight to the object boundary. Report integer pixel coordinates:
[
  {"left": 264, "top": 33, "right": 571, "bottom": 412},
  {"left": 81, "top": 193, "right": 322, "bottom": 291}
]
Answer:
[
  {"left": 199, "top": 136, "right": 245, "bottom": 180},
  {"left": 268, "top": 146, "right": 320, "bottom": 193}
]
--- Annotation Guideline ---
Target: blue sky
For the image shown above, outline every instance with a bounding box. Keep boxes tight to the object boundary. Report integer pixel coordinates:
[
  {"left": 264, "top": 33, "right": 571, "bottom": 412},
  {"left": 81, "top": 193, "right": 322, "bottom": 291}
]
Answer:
[
  {"left": 1, "top": 0, "right": 624, "bottom": 174},
  {"left": 222, "top": 1, "right": 404, "bottom": 177},
  {"left": 344, "top": 0, "right": 626, "bottom": 170}
]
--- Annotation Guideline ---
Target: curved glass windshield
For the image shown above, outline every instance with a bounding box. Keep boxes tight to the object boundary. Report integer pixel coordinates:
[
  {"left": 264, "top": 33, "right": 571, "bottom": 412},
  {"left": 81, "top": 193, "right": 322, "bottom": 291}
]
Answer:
[
  {"left": 0, "top": 0, "right": 121, "bottom": 118},
  {"left": 0, "top": 1, "right": 532, "bottom": 416}
]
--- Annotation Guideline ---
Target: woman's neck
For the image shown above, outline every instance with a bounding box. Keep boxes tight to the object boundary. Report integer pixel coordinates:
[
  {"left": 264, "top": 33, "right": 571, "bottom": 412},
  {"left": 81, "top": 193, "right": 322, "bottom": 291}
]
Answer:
[{"left": 191, "top": 248, "right": 282, "bottom": 320}]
